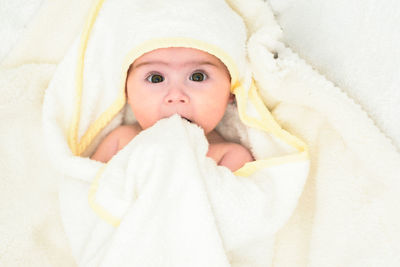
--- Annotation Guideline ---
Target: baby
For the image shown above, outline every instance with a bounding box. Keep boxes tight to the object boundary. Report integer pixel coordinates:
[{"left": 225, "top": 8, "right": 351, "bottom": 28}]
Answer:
[{"left": 91, "top": 46, "right": 254, "bottom": 171}]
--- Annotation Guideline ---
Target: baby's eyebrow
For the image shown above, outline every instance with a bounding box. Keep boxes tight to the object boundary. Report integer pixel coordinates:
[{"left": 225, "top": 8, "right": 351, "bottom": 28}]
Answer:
[{"left": 133, "top": 60, "right": 218, "bottom": 69}]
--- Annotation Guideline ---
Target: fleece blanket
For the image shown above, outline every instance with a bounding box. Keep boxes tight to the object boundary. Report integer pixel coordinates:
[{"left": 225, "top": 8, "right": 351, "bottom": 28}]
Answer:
[
  {"left": 51, "top": 114, "right": 308, "bottom": 266},
  {"left": 41, "top": 0, "right": 310, "bottom": 265},
  {"left": 269, "top": 0, "right": 400, "bottom": 149},
  {"left": 1, "top": 0, "right": 400, "bottom": 266}
]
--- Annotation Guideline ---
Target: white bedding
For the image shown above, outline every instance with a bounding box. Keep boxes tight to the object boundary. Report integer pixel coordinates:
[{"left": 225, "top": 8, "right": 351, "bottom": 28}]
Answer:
[
  {"left": 52, "top": 115, "right": 307, "bottom": 266},
  {"left": 269, "top": 0, "right": 400, "bottom": 149},
  {"left": 1, "top": 0, "right": 399, "bottom": 266}
]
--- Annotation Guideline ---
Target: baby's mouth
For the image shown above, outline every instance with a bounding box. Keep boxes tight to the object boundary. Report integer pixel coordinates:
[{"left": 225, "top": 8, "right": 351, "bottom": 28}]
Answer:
[
  {"left": 178, "top": 115, "right": 193, "bottom": 123},
  {"left": 182, "top": 117, "right": 193, "bottom": 123}
]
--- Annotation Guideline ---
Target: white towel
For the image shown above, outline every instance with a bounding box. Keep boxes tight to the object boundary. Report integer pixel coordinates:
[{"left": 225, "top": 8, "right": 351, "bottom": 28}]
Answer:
[
  {"left": 41, "top": 0, "right": 310, "bottom": 266},
  {"left": 1, "top": 0, "right": 398, "bottom": 266},
  {"left": 55, "top": 115, "right": 308, "bottom": 266}
]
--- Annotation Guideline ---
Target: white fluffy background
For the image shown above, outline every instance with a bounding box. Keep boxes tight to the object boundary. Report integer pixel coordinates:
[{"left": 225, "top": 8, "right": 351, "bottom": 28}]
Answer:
[
  {"left": 1, "top": 0, "right": 399, "bottom": 265},
  {"left": 0, "top": 0, "right": 43, "bottom": 62},
  {"left": 0, "top": 0, "right": 93, "bottom": 266},
  {"left": 269, "top": 0, "right": 400, "bottom": 149},
  {"left": 2, "top": 1, "right": 399, "bottom": 150}
]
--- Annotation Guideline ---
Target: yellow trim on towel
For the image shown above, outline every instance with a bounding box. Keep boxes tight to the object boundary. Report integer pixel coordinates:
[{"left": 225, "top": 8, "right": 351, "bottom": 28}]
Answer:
[
  {"left": 69, "top": 36, "right": 240, "bottom": 156},
  {"left": 249, "top": 82, "right": 307, "bottom": 152},
  {"left": 88, "top": 165, "right": 121, "bottom": 227},
  {"left": 234, "top": 151, "right": 308, "bottom": 177},
  {"left": 233, "top": 81, "right": 309, "bottom": 176},
  {"left": 68, "top": 0, "right": 107, "bottom": 156},
  {"left": 76, "top": 0, "right": 309, "bottom": 227}
]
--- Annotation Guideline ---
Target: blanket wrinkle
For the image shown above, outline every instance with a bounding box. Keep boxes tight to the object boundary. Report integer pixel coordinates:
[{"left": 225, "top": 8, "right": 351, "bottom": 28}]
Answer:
[
  {"left": 1, "top": 0, "right": 399, "bottom": 266},
  {"left": 52, "top": 114, "right": 308, "bottom": 267}
]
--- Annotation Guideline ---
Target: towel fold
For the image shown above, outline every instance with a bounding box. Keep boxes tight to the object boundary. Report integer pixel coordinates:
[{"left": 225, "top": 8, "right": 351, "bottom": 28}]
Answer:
[{"left": 52, "top": 115, "right": 308, "bottom": 266}]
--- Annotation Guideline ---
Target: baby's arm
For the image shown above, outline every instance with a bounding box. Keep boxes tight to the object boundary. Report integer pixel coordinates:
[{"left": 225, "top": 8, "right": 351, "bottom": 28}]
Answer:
[
  {"left": 206, "top": 131, "right": 253, "bottom": 172},
  {"left": 207, "top": 142, "right": 254, "bottom": 172},
  {"left": 91, "top": 124, "right": 140, "bottom": 163},
  {"left": 219, "top": 143, "right": 254, "bottom": 172}
]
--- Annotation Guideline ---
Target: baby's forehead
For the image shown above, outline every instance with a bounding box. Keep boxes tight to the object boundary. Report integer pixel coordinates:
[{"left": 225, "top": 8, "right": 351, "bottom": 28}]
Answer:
[{"left": 131, "top": 47, "right": 229, "bottom": 71}]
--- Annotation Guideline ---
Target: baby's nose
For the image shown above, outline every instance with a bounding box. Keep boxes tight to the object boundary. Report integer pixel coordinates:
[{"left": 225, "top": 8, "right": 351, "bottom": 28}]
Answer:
[{"left": 164, "top": 88, "right": 189, "bottom": 104}]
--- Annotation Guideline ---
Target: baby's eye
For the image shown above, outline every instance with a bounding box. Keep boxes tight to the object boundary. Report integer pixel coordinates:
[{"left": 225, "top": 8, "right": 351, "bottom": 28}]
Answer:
[
  {"left": 190, "top": 72, "right": 207, "bottom": 82},
  {"left": 146, "top": 74, "right": 164, "bottom": 83}
]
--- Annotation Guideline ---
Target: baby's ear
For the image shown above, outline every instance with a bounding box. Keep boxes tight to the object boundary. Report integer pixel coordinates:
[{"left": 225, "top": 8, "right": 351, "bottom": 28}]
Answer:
[{"left": 228, "top": 93, "right": 235, "bottom": 103}]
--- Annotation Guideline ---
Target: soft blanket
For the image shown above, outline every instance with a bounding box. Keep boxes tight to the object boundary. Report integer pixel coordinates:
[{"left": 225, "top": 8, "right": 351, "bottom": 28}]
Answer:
[
  {"left": 40, "top": 0, "right": 310, "bottom": 265},
  {"left": 1, "top": 0, "right": 400, "bottom": 266},
  {"left": 54, "top": 115, "right": 307, "bottom": 266}
]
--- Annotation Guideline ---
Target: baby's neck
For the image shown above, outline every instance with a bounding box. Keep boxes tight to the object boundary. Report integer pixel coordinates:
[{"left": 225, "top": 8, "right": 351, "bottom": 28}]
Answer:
[{"left": 206, "top": 130, "right": 225, "bottom": 144}]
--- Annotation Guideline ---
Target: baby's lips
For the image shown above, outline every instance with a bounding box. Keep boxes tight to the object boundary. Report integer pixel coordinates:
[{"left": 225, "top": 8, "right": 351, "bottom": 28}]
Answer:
[
  {"left": 163, "top": 113, "right": 193, "bottom": 123},
  {"left": 181, "top": 116, "right": 193, "bottom": 123}
]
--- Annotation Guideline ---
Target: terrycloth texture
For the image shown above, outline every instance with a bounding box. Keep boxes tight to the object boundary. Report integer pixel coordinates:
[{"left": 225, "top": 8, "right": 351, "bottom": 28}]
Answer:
[
  {"left": 0, "top": 0, "right": 43, "bottom": 63},
  {"left": 269, "top": 0, "right": 400, "bottom": 150},
  {"left": 54, "top": 115, "right": 308, "bottom": 266},
  {"left": 58, "top": 0, "right": 252, "bottom": 157},
  {"left": 41, "top": 0, "right": 310, "bottom": 265},
  {"left": 1, "top": 0, "right": 400, "bottom": 267},
  {"left": 235, "top": 1, "right": 400, "bottom": 265},
  {"left": 0, "top": 64, "right": 75, "bottom": 266},
  {"left": 1, "top": 0, "right": 95, "bottom": 67}
]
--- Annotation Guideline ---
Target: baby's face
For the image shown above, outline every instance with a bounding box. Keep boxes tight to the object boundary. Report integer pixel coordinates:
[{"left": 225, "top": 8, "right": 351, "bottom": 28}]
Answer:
[{"left": 126, "top": 47, "right": 232, "bottom": 134}]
